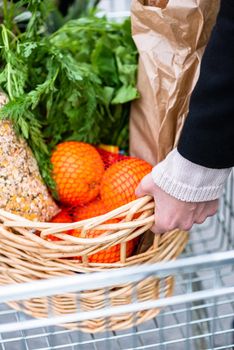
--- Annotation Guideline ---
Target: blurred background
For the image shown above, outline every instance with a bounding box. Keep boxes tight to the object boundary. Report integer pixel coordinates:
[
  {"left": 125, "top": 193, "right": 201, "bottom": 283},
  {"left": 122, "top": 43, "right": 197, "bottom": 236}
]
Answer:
[
  {"left": 99, "top": 0, "right": 131, "bottom": 13},
  {"left": 0, "top": 0, "right": 132, "bottom": 31},
  {"left": 56, "top": 0, "right": 131, "bottom": 19}
]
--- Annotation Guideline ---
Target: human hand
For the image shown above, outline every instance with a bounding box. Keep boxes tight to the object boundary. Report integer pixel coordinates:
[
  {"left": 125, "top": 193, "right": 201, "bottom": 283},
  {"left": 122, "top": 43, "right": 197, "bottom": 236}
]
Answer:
[{"left": 136, "top": 173, "right": 219, "bottom": 234}]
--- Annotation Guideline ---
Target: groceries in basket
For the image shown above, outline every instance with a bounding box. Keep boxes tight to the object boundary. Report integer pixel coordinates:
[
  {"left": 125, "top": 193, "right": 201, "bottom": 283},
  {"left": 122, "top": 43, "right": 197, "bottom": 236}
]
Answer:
[
  {"left": 48, "top": 140, "right": 153, "bottom": 263},
  {"left": 0, "top": 1, "right": 139, "bottom": 195}
]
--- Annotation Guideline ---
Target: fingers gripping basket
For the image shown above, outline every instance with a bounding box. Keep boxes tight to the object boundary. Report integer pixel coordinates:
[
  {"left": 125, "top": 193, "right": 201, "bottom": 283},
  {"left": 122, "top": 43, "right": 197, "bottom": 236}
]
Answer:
[{"left": 0, "top": 196, "right": 188, "bottom": 332}]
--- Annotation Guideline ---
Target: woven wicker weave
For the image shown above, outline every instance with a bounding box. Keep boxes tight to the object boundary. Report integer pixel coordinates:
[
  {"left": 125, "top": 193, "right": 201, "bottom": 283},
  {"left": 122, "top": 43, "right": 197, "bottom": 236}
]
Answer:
[{"left": 0, "top": 195, "right": 188, "bottom": 332}]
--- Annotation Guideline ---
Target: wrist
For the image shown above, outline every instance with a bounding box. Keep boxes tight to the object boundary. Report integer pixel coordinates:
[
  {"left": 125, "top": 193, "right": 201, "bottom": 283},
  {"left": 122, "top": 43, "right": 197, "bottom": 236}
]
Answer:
[{"left": 152, "top": 148, "right": 232, "bottom": 202}]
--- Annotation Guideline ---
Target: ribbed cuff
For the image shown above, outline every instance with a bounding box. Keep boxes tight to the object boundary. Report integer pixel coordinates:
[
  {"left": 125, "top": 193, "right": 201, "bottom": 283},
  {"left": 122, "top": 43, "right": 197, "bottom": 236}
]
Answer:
[{"left": 152, "top": 149, "right": 232, "bottom": 202}]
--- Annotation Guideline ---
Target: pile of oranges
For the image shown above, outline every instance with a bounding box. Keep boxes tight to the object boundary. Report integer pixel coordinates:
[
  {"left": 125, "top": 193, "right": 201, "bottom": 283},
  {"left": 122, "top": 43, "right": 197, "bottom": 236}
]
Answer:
[{"left": 49, "top": 141, "right": 152, "bottom": 263}]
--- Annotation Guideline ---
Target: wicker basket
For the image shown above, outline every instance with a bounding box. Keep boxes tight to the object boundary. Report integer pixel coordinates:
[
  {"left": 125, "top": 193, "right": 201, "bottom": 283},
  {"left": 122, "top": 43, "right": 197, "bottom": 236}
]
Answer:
[{"left": 0, "top": 195, "right": 188, "bottom": 332}]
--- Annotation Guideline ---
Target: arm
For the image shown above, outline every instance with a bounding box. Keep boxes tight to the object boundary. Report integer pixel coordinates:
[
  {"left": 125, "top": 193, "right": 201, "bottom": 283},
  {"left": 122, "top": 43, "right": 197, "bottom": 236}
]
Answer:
[
  {"left": 178, "top": 0, "right": 234, "bottom": 169},
  {"left": 136, "top": 0, "right": 234, "bottom": 233}
]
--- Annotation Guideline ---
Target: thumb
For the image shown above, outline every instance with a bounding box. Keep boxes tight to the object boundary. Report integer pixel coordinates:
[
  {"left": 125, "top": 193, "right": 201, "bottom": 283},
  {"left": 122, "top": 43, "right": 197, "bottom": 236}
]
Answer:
[
  {"left": 135, "top": 173, "right": 153, "bottom": 197},
  {"left": 135, "top": 181, "right": 146, "bottom": 197}
]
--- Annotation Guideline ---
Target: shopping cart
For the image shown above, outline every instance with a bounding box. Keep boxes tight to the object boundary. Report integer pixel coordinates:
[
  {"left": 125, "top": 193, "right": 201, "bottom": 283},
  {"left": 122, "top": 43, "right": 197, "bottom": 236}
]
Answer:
[{"left": 0, "top": 172, "right": 233, "bottom": 350}]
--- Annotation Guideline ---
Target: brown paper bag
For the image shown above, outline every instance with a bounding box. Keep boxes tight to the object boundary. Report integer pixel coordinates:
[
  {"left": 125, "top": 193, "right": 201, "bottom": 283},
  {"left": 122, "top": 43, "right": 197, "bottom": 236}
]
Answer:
[{"left": 130, "top": 0, "right": 220, "bottom": 165}]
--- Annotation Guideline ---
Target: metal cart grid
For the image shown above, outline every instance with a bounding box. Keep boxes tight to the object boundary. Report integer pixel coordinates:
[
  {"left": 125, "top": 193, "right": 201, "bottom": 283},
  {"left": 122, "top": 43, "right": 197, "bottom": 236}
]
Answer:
[{"left": 0, "top": 253, "right": 233, "bottom": 350}]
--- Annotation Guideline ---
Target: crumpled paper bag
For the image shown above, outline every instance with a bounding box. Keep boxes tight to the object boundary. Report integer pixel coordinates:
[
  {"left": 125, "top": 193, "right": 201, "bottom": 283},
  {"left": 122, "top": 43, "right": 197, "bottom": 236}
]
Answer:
[{"left": 130, "top": 0, "right": 220, "bottom": 165}]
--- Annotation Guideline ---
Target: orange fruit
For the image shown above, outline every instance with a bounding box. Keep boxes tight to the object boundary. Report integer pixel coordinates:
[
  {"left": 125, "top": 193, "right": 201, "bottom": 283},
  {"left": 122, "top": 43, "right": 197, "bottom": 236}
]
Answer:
[
  {"left": 72, "top": 198, "right": 135, "bottom": 263},
  {"left": 88, "top": 240, "right": 135, "bottom": 263},
  {"left": 51, "top": 142, "right": 104, "bottom": 206},
  {"left": 47, "top": 209, "right": 73, "bottom": 241},
  {"left": 51, "top": 209, "right": 73, "bottom": 225},
  {"left": 73, "top": 197, "right": 107, "bottom": 221},
  {"left": 100, "top": 158, "right": 152, "bottom": 211},
  {"left": 73, "top": 219, "right": 135, "bottom": 263}
]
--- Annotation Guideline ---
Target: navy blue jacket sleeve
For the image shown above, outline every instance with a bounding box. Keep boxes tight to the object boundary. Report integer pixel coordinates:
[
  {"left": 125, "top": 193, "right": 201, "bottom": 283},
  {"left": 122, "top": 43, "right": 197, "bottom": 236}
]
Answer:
[{"left": 178, "top": 0, "right": 234, "bottom": 169}]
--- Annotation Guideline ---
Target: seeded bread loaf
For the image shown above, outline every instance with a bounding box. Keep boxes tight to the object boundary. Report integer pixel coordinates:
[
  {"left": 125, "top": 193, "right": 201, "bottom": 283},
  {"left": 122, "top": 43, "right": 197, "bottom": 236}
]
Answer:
[{"left": 0, "top": 92, "right": 59, "bottom": 221}]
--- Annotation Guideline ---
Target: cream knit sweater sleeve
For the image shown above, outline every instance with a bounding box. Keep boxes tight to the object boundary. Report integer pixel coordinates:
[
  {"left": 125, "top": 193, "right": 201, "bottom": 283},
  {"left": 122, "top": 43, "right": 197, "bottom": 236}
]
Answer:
[{"left": 152, "top": 148, "right": 232, "bottom": 202}]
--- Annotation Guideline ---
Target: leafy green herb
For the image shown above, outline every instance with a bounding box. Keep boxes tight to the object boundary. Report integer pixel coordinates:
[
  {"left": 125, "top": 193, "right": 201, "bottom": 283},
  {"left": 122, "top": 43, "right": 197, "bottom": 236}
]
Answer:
[{"left": 0, "top": 1, "right": 139, "bottom": 191}]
